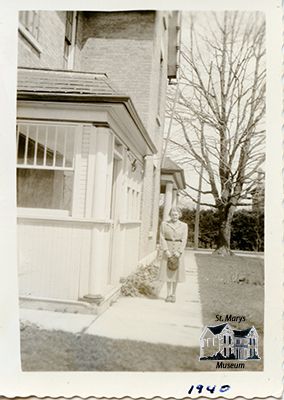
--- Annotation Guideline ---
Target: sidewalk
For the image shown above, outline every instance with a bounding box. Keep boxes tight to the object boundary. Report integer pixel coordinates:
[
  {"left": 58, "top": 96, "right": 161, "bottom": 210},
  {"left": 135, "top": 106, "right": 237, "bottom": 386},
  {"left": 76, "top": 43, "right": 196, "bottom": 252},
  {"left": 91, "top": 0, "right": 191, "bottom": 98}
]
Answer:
[{"left": 20, "top": 250, "right": 203, "bottom": 347}]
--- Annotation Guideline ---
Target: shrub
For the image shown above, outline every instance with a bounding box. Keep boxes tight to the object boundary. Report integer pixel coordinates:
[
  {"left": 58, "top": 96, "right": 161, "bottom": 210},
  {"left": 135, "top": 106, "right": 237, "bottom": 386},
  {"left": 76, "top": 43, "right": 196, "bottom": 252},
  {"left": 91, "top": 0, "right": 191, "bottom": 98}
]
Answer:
[{"left": 121, "top": 263, "right": 163, "bottom": 298}]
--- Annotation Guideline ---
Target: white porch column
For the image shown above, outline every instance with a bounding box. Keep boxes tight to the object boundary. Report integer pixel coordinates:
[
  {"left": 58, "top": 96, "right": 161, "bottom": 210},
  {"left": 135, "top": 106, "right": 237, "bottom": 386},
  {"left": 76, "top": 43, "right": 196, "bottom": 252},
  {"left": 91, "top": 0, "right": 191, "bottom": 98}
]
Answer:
[
  {"left": 163, "top": 181, "right": 173, "bottom": 221},
  {"left": 172, "top": 188, "right": 178, "bottom": 207},
  {"left": 92, "top": 127, "right": 113, "bottom": 219},
  {"left": 88, "top": 224, "right": 110, "bottom": 296},
  {"left": 84, "top": 127, "right": 113, "bottom": 303}
]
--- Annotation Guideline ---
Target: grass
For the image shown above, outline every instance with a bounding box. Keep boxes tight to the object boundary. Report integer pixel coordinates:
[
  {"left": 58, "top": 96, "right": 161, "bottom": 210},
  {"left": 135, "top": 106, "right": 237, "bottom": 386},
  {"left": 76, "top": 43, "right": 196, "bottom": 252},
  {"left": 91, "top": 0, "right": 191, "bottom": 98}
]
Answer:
[{"left": 21, "top": 325, "right": 203, "bottom": 371}]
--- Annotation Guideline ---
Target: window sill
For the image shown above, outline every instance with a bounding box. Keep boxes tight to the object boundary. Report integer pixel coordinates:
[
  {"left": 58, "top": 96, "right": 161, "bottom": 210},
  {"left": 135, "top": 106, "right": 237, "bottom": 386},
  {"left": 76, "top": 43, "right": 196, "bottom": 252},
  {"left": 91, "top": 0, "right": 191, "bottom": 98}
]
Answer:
[
  {"left": 17, "top": 208, "right": 113, "bottom": 225},
  {"left": 119, "top": 220, "right": 141, "bottom": 225},
  {"left": 18, "top": 23, "right": 42, "bottom": 54},
  {"left": 18, "top": 207, "right": 69, "bottom": 218}
]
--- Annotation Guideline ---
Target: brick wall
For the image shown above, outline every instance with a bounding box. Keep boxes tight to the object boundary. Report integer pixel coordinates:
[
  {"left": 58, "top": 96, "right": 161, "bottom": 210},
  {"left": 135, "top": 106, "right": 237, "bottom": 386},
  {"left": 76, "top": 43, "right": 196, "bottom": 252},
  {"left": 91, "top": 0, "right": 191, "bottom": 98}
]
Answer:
[
  {"left": 76, "top": 11, "right": 156, "bottom": 131},
  {"left": 138, "top": 12, "right": 169, "bottom": 259},
  {"left": 18, "top": 11, "right": 66, "bottom": 69}
]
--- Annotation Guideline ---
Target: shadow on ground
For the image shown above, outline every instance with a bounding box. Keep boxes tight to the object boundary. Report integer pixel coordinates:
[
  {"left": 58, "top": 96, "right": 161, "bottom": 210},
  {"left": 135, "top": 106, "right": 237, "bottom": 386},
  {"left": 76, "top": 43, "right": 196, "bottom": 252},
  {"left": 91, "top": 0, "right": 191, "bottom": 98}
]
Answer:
[{"left": 21, "top": 324, "right": 203, "bottom": 371}]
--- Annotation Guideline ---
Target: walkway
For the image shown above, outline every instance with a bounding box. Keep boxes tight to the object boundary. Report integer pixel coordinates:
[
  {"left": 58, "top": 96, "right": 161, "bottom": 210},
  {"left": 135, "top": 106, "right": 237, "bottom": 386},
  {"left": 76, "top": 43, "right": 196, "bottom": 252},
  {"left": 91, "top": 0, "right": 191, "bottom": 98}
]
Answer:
[{"left": 20, "top": 250, "right": 203, "bottom": 347}]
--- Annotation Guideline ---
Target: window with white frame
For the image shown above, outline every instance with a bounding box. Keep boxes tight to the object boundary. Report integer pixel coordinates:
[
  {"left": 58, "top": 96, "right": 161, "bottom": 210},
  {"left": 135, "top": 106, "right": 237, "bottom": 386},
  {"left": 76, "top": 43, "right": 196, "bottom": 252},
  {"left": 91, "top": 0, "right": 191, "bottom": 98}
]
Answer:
[
  {"left": 126, "top": 160, "right": 142, "bottom": 221},
  {"left": 63, "top": 11, "right": 76, "bottom": 69},
  {"left": 149, "top": 165, "right": 157, "bottom": 231},
  {"left": 16, "top": 122, "right": 76, "bottom": 213},
  {"left": 19, "top": 11, "right": 39, "bottom": 40},
  {"left": 156, "top": 54, "right": 164, "bottom": 123}
]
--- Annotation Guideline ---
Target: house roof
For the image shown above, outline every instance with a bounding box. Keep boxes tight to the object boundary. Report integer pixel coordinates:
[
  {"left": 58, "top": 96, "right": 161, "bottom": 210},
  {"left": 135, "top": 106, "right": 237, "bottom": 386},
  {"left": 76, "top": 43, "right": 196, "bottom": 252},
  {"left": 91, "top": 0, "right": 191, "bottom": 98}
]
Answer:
[
  {"left": 163, "top": 157, "right": 182, "bottom": 171},
  {"left": 207, "top": 323, "right": 228, "bottom": 335},
  {"left": 18, "top": 67, "right": 119, "bottom": 96},
  {"left": 17, "top": 67, "right": 157, "bottom": 155},
  {"left": 161, "top": 157, "right": 186, "bottom": 190},
  {"left": 233, "top": 328, "right": 253, "bottom": 338}
]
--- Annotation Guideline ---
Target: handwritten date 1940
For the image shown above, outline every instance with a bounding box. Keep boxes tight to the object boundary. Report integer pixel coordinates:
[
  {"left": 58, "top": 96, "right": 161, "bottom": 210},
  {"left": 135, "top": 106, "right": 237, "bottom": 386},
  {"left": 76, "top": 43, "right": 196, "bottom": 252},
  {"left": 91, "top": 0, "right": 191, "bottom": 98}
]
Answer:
[{"left": 188, "top": 384, "right": 231, "bottom": 395}]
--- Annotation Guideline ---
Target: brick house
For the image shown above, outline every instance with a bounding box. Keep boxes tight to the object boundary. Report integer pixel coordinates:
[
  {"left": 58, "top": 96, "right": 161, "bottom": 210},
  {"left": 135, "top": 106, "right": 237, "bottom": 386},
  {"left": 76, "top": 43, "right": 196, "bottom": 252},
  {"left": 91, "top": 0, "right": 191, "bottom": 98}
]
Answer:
[
  {"left": 17, "top": 10, "right": 182, "bottom": 312},
  {"left": 200, "top": 323, "right": 259, "bottom": 360}
]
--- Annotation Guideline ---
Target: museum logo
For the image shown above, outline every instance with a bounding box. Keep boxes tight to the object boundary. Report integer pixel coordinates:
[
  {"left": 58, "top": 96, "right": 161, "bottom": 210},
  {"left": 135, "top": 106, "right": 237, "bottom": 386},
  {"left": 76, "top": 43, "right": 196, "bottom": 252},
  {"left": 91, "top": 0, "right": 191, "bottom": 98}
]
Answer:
[{"left": 199, "top": 323, "right": 260, "bottom": 361}]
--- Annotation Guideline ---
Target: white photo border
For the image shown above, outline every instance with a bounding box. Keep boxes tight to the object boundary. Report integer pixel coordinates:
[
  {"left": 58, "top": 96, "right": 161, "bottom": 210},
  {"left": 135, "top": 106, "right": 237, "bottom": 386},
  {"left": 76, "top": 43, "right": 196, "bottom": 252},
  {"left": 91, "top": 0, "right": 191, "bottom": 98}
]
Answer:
[{"left": 0, "top": 0, "right": 282, "bottom": 398}]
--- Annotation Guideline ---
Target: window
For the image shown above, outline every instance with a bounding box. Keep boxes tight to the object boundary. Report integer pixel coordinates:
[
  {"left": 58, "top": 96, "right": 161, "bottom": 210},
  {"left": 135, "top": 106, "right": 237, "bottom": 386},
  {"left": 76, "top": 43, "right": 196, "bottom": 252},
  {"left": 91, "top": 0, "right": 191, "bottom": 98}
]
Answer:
[
  {"left": 223, "top": 335, "right": 226, "bottom": 344},
  {"left": 63, "top": 11, "right": 76, "bottom": 69},
  {"left": 157, "top": 54, "right": 164, "bottom": 121},
  {"left": 126, "top": 157, "right": 141, "bottom": 221},
  {"left": 127, "top": 187, "right": 141, "bottom": 220},
  {"left": 19, "top": 11, "right": 39, "bottom": 40},
  {"left": 149, "top": 165, "right": 157, "bottom": 231},
  {"left": 224, "top": 348, "right": 227, "bottom": 357},
  {"left": 16, "top": 122, "right": 77, "bottom": 214}
]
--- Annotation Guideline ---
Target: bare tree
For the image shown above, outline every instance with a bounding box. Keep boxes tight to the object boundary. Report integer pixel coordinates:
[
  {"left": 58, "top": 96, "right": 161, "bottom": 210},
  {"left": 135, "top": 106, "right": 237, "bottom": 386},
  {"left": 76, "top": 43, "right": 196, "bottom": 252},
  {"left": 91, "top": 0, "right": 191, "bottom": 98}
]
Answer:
[{"left": 167, "top": 11, "right": 265, "bottom": 255}]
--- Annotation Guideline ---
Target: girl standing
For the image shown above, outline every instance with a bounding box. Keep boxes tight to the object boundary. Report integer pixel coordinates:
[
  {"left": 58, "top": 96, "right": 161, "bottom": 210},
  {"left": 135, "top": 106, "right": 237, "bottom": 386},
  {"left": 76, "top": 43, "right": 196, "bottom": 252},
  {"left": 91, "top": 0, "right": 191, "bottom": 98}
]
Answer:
[{"left": 159, "top": 207, "right": 188, "bottom": 303}]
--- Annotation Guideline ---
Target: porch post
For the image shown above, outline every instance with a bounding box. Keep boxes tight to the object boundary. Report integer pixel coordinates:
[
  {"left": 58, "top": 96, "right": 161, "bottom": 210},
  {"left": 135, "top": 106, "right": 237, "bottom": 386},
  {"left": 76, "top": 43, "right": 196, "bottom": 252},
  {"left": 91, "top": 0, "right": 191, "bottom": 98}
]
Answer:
[
  {"left": 92, "top": 127, "right": 113, "bottom": 219},
  {"left": 84, "top": 127, "right": 113, "bottom": 304},
  {"left": 163, "top": 181, "right": 173, "bottom": 221},
  {"left": 172, "top": 188, "right": 178, "bottom": 207}
]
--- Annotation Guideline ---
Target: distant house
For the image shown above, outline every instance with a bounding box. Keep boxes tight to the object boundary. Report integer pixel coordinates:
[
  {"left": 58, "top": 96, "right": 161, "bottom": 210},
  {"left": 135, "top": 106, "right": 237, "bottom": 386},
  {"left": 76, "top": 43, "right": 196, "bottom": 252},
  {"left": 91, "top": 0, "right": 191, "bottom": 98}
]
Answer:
[
  {"left": 251, "top": 170, "right": 265, "bottom": 213},
  {"left": 160, "top": 157, "right": 186, "bottom": 221},
  {"left": 17, "top": 10, "right": 184, "bottom": 314},
  {"left": 200, "top": 323, "right": 259, "bottom": 360}
]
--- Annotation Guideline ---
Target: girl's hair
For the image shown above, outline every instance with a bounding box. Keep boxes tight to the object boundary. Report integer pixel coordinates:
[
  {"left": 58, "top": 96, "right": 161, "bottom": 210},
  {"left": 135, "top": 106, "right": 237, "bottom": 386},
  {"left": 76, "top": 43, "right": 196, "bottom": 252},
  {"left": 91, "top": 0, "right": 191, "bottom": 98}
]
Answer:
[{"left": 169, "top": 207, "right": 182, "bottom": 218}]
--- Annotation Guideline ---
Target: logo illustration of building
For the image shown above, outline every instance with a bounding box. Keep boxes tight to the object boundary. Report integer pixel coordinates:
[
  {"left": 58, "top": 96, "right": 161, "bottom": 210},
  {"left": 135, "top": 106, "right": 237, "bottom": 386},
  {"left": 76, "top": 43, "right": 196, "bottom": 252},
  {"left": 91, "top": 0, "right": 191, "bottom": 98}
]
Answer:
[{"left": 200, "top": 323, "right": 260, "bottom": 360}]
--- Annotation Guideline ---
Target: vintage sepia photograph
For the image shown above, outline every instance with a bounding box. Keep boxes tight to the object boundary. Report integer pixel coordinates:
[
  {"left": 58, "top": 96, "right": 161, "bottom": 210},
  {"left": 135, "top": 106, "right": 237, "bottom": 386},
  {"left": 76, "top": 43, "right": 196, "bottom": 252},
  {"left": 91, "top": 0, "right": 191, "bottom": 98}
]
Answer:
[
  {"left": 17, "top": 8, "right": 265, "bottom": 372},
  {"left": 0, "top": 0, "right": 282, "bottom": 398}
]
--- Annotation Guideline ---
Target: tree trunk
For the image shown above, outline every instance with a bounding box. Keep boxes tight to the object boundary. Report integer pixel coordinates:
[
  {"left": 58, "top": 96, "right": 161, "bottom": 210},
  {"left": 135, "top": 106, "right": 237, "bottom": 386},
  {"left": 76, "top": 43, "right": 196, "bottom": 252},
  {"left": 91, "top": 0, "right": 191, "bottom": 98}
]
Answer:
[{"left": 213, "top": 205, "right": 235, "bottom": 256}]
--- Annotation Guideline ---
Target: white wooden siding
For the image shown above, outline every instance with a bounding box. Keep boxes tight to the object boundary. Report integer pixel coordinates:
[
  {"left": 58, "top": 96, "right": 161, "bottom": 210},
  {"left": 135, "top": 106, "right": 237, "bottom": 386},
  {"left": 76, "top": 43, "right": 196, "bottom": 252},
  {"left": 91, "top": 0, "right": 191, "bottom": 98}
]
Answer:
[
  {"left": 122, "top": 222, "right": 141, "bottom": 277},
  {"left": 18, "top": 218, "right": 112, "bottom": 300}
]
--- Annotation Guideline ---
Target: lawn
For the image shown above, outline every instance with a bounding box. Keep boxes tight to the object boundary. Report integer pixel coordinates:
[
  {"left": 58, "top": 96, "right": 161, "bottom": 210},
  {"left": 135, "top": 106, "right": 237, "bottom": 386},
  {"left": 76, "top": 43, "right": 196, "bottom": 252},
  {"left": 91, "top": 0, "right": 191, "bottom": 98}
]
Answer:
[
  {"left": 21, "top": 324, "right": 203, "bottom": 371},
  {"left": 196, "top": 253, "right": 264, "bottom": 370}
]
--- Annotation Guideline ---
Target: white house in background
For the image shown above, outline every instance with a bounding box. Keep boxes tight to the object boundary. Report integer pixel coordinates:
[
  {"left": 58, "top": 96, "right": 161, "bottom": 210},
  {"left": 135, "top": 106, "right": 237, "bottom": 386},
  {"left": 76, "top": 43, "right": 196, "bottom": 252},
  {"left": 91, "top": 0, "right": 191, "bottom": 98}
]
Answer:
[
  {"left": 160, "top": 157, "right": 186, "bottom": 221},
  {"left": 17, "top": 10, "right": 183, "bottom": 313}
]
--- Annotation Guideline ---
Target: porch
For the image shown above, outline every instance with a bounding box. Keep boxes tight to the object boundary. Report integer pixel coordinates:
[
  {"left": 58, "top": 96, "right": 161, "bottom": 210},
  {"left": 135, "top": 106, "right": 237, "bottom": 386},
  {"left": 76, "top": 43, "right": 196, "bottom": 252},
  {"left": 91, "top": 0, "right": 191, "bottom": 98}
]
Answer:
[{"left": 17, "top": 68, "right": 157, "bottom": 313}]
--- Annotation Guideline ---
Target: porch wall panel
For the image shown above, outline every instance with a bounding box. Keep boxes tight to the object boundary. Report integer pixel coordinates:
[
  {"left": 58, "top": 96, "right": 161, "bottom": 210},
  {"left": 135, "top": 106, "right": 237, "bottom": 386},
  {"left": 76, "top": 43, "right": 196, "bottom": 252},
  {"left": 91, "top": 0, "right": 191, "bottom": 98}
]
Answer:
[
  {"left": 122, "top": 223, "right": 141, "bottom": 277},
  {"left": 18, "top": 219, "right": 111, "bottom": 301}
]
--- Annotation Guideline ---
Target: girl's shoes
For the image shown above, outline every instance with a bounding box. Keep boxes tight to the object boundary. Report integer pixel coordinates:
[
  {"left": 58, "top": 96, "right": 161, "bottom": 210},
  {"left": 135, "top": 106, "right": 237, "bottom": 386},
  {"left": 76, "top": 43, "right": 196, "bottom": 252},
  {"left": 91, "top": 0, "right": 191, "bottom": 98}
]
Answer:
[{"left": 165, "top": 295, "right": 176, "bottom": 302}]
